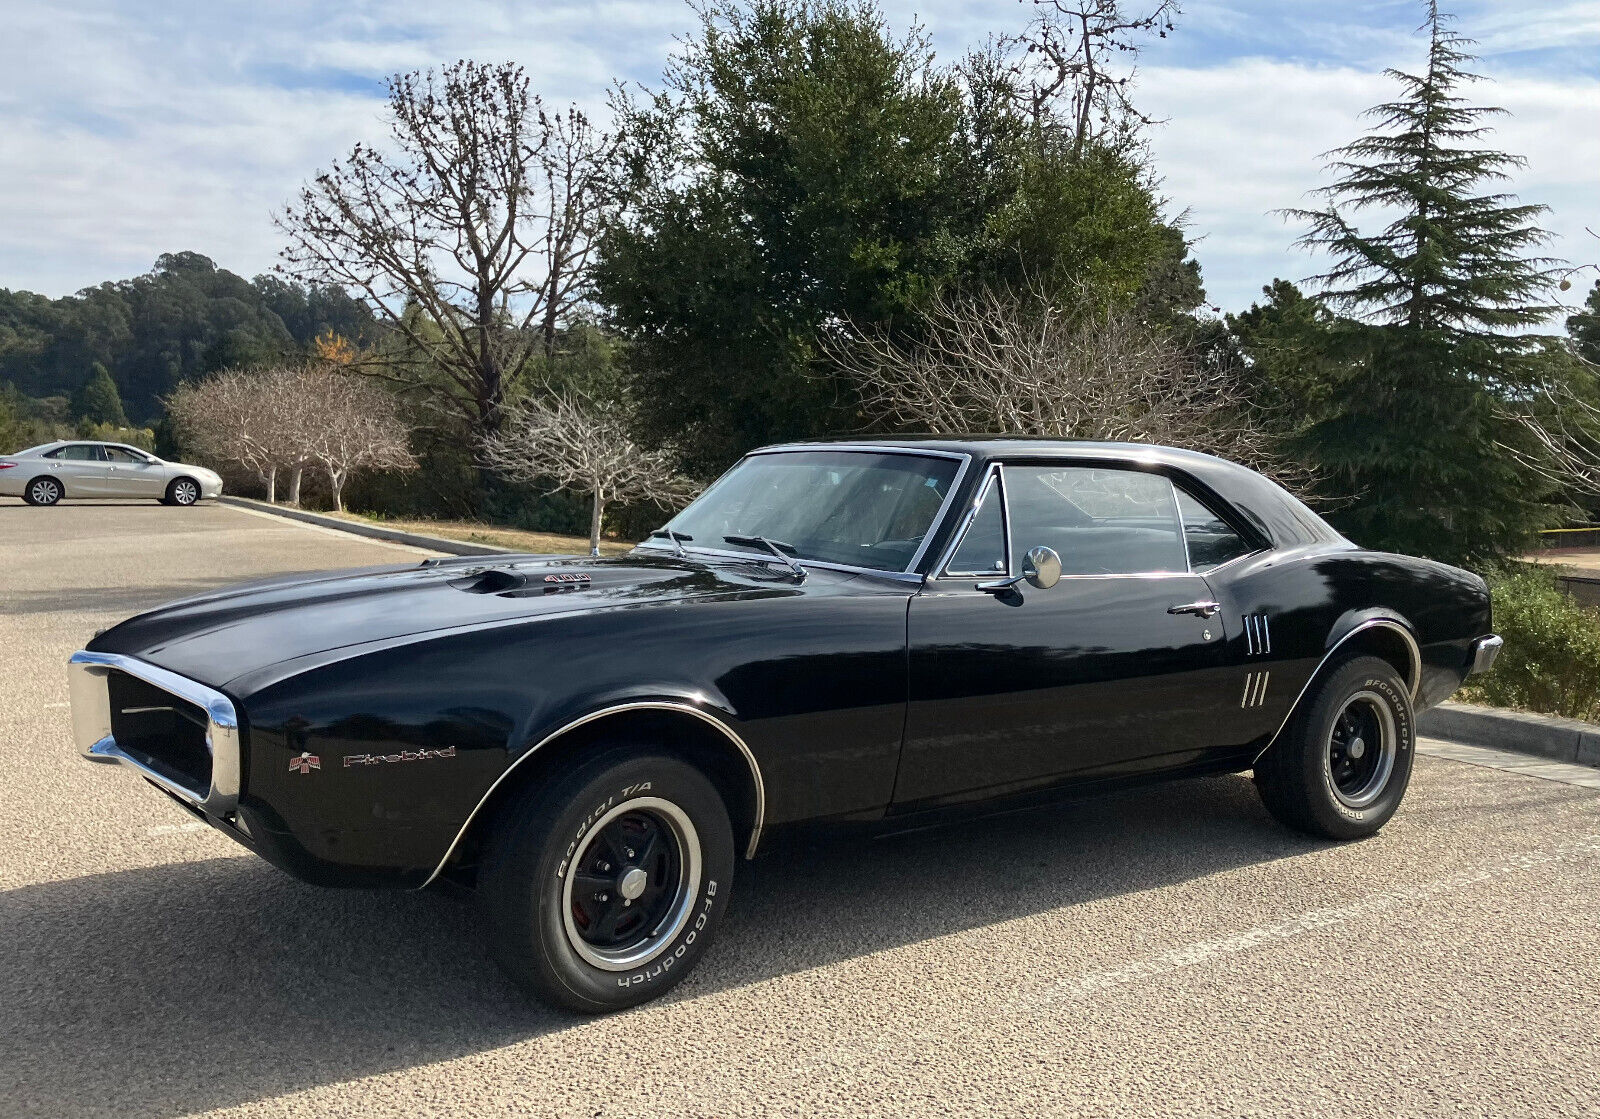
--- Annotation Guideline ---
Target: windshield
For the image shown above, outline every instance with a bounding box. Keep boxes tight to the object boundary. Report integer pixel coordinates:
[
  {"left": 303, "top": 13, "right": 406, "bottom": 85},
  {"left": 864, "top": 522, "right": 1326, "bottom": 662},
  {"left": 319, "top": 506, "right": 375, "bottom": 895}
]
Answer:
[{"left": 659, "top": 450, "right": 962, "bottom": 572}]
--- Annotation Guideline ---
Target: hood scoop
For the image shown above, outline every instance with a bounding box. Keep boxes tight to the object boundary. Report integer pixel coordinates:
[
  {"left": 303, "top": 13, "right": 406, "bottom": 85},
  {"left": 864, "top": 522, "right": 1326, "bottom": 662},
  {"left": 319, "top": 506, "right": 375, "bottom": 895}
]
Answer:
[
  {"left": 447, "top": 568, "right": 530, "bottom": 595},
  {"left": 447, "top": 567, "right": 597, "bottom": 596}
]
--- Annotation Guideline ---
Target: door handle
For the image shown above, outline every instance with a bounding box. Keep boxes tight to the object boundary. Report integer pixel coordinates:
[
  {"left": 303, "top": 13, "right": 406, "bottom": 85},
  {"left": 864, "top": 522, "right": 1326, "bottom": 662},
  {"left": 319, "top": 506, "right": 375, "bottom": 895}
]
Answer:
[{"left": 1168, "top": 600, "right": 1221, "bottom": 618}]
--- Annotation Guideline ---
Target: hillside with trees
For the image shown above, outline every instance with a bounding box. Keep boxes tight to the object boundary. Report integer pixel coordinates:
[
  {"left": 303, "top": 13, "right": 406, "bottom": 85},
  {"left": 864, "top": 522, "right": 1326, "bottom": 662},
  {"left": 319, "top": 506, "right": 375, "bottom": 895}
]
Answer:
[{"left": 0, "top": 251, "right": 377, "bottom": 423}]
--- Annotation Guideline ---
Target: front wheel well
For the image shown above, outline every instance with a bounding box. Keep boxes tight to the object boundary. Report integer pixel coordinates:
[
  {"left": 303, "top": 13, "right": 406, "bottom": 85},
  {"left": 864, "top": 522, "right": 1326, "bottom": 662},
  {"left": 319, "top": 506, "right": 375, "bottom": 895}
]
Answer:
[{"left": 434, "top": 706, "right": 762, "bottom": 889}]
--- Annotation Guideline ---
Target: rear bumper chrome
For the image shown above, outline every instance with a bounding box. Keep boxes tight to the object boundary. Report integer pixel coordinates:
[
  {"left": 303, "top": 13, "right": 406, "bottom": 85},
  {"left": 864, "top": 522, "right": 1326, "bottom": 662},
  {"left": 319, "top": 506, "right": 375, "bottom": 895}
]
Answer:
[
  {"left": 1467, "top": 634, "right": 1503, "bottom": 676},
  {"left": 68, "top": 650, "right": 241, "bottom": 817}
]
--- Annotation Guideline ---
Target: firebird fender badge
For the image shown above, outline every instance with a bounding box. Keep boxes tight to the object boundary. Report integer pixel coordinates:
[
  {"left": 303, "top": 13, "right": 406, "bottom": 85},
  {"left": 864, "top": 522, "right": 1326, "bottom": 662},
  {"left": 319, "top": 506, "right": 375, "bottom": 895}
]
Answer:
[
  {"left": 342, "top": 746, "right": 459, "bottom": 767},
  {"left": 289, "top": 752, "right": 321, "bottom": 774}
]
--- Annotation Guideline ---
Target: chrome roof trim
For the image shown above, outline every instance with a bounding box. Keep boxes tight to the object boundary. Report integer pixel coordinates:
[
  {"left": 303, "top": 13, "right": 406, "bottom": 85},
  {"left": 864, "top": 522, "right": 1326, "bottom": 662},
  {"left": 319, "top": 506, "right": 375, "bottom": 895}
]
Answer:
[
  {"left": 421, "top": 699, "right": 767, "bottom": 888},
  {"left": 67, "top": 650, "right": 241, "bottom": 817},
  {"left": 1250, "top": 618, "right": 1422, "bottom": 766}
]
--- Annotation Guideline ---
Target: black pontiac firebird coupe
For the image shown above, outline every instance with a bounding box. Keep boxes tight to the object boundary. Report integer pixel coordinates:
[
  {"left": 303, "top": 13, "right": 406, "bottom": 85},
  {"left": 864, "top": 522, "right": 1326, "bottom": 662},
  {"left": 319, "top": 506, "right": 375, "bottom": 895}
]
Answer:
[{"left": 70, "top": 439, "right": 1501, "bottom": 1011}]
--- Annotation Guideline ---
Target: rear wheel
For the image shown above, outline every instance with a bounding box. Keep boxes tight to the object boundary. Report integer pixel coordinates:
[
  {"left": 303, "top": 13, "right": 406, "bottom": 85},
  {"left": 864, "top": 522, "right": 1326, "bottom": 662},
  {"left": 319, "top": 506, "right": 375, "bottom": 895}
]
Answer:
[
  {"left": 165, "top": 477, "right": 200, "bottom": 506},
  {"left": 24, "top": 476, "right": 63, "bottom": 506},
  {"left": 1254, "top": 655, "right": 1414, "bottom": 840},
  {"left": 479, "top": 747, "right": 735, "bottom": 1012}
]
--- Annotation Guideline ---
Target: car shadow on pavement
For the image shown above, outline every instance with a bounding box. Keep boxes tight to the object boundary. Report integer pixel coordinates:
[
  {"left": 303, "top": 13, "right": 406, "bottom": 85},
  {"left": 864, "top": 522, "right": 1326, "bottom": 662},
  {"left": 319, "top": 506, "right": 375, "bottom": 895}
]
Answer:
[{"left": 3, "top": 773, "right": 1320, "bottom": 1117}]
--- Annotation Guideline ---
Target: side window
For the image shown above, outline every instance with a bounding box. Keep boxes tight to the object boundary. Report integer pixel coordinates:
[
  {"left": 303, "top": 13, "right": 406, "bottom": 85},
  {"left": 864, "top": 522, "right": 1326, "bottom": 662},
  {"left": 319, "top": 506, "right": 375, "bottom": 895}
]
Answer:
[
  {"left": 1175, "top": 489, "right": 1253, "bottom": 572},
  {"left": 104, "top": 447, "right": 142, "bottom": 464},
  {"left": 946, "top": 474, "right": 1006, "bottom": 575},
  {"left": 48, "top": 445, "right": 102, "bottom": 462},
  {"left": 1005, "top": 465, "right": 1187, "bottom": 575}
]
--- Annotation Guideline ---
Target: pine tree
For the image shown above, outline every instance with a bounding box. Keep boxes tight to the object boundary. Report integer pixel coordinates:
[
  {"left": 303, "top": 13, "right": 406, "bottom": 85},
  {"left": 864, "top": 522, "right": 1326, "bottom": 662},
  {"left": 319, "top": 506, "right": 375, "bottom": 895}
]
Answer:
[
  {"left": 1569, "top": 280, "right": 1600, "bottom": 366},
  {"left": 71, "top": 362, "right": 129, "bottom": 427},
  {"left": 1284, "top": 2, "right": 1563, "bottom": 564}
]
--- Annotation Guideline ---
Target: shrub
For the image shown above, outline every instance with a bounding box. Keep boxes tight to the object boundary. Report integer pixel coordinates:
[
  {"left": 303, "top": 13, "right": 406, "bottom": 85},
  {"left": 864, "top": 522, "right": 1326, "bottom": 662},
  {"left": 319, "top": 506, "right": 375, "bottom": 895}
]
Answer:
[{"left": 1464, "top": 567, "right": 1600, "bottom": 721}]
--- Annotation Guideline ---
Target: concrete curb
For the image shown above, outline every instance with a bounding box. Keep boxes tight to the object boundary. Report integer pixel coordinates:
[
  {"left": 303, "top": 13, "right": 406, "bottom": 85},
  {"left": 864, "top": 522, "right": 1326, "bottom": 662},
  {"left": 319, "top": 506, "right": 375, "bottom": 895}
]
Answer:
[
  {"left": 1419, "top": 701, "right": 1600, "bottom": 768},
  {"left": 220, "top": 496, "right": 517, "bottom": 557}
]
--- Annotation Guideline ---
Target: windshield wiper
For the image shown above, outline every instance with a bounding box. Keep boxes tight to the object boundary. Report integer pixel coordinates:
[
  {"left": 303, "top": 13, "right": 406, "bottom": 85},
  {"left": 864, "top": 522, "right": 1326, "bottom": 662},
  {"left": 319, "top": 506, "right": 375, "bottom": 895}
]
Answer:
[
  {"left": 647, "top": 529, "right": 693, "bottom": 556},
  {"left": 723, "top": 534, "right": 806, "bottom": 581}
]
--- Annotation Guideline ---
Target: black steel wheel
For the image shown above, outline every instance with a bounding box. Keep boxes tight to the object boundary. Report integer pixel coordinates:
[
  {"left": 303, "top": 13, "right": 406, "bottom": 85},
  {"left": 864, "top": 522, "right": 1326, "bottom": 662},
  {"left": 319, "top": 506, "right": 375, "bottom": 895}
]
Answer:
[
  {"left": 166, "top": 478, "right": 201, "bottom": 506},
  {"left": 479, "top": 747, "right": 735, "bottom": 1012},
  {"left": 25, "top": 476, "right": 63, "bottom": 506},
  {"left": 1254, "top": 655, "right": 1414, "bottom": 840},
  {"left": 561, "top": 798, "right": 700, "bottom": 971}
]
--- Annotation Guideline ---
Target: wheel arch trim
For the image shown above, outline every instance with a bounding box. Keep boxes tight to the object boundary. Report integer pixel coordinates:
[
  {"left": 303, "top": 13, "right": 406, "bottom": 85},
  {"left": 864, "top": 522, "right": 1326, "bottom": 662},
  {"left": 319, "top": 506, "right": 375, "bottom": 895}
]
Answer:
[
  {"left": 419, "top": 700, "right": 766, "bottom": 889},
  {"left": 1251, "top": 616, "right": 1421, "bottom": 766}
]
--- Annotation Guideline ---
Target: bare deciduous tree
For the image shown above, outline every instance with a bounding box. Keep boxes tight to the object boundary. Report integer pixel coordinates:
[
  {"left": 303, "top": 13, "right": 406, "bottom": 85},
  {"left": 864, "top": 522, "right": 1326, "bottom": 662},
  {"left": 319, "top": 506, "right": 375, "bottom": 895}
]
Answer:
[
  {"left": 167, "top": 364, "right": 414, "bottom": 511},
  {"left": 277, "top": 61, "right": 618, "bottom": 447},
  {"left": 291, "top": 367, "right": 417, "bottom": 512},
  {"left": 166, "top": 368, "right": 293, "bottom": 501},
  {"left": 483, "top": 391, "right": 697, "bottom": 555},
  {"left": 1003, "top": 0, "right": 1180, "bottom": 156},
  {"left": 832, "top": 280, "right": 1299, "bottom": 483}
]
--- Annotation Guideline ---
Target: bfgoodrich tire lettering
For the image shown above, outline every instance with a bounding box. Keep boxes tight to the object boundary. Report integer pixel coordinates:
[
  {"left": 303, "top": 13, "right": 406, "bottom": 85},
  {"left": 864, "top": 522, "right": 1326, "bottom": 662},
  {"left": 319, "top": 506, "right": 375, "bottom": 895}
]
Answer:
[
  {"left": 1254, "top": 655, "right": 1414, "bottom": 840},
  {"left": 479, "top": 747, "right": 735, "bottom": 1012}
]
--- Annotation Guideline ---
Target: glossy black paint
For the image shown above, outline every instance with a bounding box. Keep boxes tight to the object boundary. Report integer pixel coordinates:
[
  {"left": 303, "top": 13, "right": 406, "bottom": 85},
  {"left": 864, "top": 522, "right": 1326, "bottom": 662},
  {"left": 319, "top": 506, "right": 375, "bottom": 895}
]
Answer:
[{"left": 85, "top": 438, "right": 1493, "bottom": 889}]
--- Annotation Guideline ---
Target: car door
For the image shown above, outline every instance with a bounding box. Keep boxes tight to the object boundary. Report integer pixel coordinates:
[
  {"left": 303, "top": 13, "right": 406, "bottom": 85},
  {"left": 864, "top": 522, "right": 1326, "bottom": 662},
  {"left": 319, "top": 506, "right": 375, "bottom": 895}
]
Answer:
[
  {"left": 102, "top": 446, "right": 166, "bottom": 497},
  {"left": 895, "top": 461, "right": 1240, "bottom": 807},
  {"left": 41, "top": 444, "right": 110, "bottom": 496}
]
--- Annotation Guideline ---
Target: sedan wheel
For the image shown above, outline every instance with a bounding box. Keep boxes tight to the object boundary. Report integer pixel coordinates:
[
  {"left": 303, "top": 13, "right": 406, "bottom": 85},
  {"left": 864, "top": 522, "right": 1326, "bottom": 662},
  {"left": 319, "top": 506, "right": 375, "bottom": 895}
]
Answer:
[
  {"left": 480, "top": 747, "right": 735, "bottom": 1012},
  {"left": 166, "top": 478, "right": 201, "bottom": 506},
  {"left": 25, "top": 477, "right": 63, "bottom": 506},
  {"left": 1253, "top": 654, "right": 1414, "bottom": 840}
]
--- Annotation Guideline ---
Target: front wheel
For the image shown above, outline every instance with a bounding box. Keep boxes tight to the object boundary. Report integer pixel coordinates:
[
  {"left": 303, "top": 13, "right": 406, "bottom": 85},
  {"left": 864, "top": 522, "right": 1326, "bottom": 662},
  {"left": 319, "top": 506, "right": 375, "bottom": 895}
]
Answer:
[
  {"left": 1254, "top": 655, "right": 1414, "bottom": 840},
  {"left": 479, "top": 748, "right": 735, "bottom": 1012},
  {"left": 165, "top": 478, "right": 201, "bottom": 506}
]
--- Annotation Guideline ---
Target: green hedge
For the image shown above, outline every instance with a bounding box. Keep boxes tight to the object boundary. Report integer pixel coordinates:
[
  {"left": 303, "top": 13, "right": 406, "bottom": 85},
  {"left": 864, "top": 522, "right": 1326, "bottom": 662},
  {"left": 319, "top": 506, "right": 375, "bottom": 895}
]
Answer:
[{"left": 1464, "top": 567, "right": 1600, "bottom": 722}]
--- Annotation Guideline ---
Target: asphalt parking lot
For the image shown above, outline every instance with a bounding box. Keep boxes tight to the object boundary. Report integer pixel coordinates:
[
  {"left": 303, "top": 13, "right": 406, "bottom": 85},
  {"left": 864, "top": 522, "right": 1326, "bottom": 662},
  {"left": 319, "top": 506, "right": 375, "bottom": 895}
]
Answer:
[{"left": 3, "top": 498, "right": 1599, "bottom": 1118}]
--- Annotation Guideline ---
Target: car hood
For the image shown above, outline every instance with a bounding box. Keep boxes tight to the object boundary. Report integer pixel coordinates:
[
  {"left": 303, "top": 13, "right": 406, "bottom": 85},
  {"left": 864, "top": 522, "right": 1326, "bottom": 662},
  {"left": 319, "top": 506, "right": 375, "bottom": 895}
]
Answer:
[{"left": 87, "top": 551, "right": 857, "bottom": 690}]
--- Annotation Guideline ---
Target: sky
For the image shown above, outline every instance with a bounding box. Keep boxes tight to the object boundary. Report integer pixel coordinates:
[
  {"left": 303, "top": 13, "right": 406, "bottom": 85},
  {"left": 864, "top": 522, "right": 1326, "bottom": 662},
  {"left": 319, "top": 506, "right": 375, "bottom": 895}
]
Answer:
[{"left": 1, "top": 0, "right": 1596, "bottom": 317}]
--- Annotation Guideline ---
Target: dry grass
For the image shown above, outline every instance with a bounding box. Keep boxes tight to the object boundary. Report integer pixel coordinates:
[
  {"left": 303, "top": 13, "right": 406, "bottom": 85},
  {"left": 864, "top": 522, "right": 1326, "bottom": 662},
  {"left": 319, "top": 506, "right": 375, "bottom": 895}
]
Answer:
[{"left": 327, "top": 510, "right": 634, "bottom": 556}]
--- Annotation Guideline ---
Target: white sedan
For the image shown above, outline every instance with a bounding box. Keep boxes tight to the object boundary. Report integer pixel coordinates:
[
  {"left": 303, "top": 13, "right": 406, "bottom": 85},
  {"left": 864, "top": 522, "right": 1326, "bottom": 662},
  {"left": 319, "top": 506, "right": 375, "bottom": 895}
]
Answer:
[{"left": 0, "top": 441, "right": 223, "bottom": 506}]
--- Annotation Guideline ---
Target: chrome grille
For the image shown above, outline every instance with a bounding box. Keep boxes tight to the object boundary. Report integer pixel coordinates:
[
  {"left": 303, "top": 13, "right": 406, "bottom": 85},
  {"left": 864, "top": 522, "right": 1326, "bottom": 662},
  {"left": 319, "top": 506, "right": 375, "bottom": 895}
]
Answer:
[{"left": 69, "top": 651, "right": 242, "bottom": 817}]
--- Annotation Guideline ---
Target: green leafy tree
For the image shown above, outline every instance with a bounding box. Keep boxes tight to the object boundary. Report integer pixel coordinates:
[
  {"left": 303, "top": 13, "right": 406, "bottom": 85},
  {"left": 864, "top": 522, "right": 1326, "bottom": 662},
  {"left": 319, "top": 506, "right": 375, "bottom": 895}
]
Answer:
[
  {"left": 1281, "top": 2, "right": 1565, "bottom": 563},
  {"left": 0, "top": 383, "right": 28, "bottom": 452},
  {"left": 71, "top": 362, "right": 129, "bottom": 426},
  {"left": 598, "top": 0, "right": 983, "bottom": 473},
  {"left": 600, "top": 1, "right": 1197, "bottom": 474},
  {"left": 1569, "top": 279, "right": 1600, "bottom": 366}
]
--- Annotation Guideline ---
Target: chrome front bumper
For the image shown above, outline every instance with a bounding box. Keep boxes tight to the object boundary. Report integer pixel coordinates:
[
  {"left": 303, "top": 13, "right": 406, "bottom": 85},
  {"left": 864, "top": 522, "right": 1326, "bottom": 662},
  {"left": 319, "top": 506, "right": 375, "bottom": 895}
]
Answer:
[
  {"left": 1467, "top": 634, "right": 1503, "bottom": 676},
  {"left": 68, "top": 650, "right": 241, "bottom": 817}
]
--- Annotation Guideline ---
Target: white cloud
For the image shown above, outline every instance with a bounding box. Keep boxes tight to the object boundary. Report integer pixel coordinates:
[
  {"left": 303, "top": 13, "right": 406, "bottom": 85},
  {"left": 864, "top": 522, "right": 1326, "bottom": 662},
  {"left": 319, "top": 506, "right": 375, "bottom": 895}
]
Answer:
[
  {"left": 0, "top": 0, "right": 1595, "bottom": 321},
  {"left": 1139, "top": 59, "right": 1600, "bottom": 314}
]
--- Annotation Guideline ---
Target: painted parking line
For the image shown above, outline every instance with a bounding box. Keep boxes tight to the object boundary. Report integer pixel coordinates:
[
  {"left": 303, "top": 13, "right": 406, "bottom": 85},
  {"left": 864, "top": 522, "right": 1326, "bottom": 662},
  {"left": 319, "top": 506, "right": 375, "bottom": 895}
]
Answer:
[
  {"left": 1039, "top": 834, "right": 1600, "bottom": 1003},
  {"left": 763, "top": 831, "right": 1600, "bottom": 1096}
]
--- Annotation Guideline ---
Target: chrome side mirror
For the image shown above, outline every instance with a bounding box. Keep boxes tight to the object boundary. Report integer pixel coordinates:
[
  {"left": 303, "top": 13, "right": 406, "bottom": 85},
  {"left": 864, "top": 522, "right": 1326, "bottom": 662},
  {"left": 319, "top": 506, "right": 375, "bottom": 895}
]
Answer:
[
  {"left": 975, "top": 545, "right": 1063, "bottom": 594},
  {"left": 1023, "top": 546, "right": 1061, "bottom": 590}
]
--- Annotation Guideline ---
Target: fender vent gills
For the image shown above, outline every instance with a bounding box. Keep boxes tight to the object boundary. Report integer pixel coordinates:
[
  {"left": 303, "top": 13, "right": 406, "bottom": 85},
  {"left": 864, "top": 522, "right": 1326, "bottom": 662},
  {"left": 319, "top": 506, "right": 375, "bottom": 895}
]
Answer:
[
  {"left": 1244, "top": 613, "right": 1272, "bottom": 656},
  {"left": 1241, "top": 671, "right": 1271, "bottom": 708}
]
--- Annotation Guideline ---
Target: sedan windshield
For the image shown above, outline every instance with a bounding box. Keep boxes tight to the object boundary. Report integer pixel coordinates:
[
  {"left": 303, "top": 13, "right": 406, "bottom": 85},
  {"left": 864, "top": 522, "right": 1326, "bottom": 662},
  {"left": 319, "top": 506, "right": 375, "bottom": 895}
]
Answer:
[{"left": 659, "top": 451, "right": 961, "bottom": 572}]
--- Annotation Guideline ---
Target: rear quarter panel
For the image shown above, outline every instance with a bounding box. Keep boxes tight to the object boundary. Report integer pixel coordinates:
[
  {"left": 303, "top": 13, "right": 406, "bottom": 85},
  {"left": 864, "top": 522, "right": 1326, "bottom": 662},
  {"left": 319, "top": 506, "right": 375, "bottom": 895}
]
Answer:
[{"left": 1206, "top": 545, "right": 1491, "bottom": 751}]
